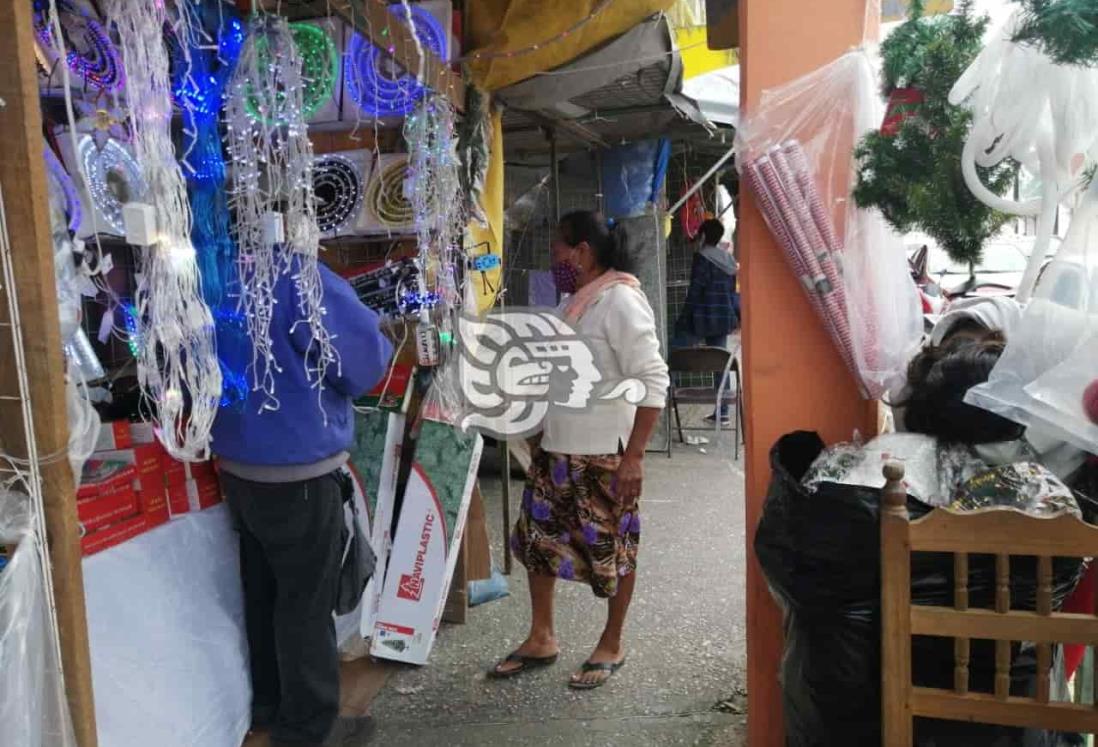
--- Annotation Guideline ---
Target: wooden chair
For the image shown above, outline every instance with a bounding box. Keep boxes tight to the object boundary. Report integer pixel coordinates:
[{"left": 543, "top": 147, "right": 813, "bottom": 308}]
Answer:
[
  {"left": 667, "top": 345, "right": 744, "bottom": 460},
  {"left": 880, "top": 461, "right": 1098, "bottom": 745}
]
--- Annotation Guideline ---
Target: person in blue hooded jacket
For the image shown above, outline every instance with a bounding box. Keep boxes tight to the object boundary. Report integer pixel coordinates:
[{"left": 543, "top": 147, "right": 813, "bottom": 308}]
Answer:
[{"left": 212, "top": 257, "right": 392, "bottom": 747}]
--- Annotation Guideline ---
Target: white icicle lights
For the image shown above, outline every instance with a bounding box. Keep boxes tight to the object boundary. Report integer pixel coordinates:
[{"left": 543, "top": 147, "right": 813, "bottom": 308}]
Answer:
[
  {"left": 225, "top": 16, "right": 337, "bottom": 414},
  {"left": 107, "top": 0, "right": 221, "bottom": 460}
]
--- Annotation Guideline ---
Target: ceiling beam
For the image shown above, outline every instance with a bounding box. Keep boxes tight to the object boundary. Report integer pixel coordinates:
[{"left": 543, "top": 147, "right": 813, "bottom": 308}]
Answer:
[{"left": 511, "top": 109, "right": 608, "bottom": 150}]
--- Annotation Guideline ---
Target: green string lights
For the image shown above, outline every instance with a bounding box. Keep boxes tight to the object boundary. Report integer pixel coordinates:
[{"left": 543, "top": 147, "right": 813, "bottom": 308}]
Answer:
[{"left": 245, "top": 21, "right": 338, "bottom": 123}]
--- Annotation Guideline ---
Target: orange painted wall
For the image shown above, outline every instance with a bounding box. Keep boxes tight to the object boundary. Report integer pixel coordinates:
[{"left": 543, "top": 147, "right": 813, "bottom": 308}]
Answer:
[{"left": 739, "top": 1, "right": 880, "bottom": 744}]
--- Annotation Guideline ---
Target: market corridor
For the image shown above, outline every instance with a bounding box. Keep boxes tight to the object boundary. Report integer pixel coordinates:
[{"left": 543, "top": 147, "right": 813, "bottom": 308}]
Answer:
[{"left": 368, "top": 432, "right": 748, "bottom": 746}]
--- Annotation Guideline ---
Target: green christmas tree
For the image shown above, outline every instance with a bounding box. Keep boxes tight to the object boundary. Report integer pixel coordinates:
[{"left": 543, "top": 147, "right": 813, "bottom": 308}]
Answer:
[
  {"left": 1012, "top": 0, "right": 1098, "bottom": 66},
  {"left": 853, "top": 0, "right": 1017, "bottom": 269}
]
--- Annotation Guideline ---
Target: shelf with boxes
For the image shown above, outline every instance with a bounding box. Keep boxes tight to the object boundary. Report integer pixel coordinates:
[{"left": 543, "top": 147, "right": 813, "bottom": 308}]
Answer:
[{"left": 79, "top": 420, "right": 224, "bottom": 557}]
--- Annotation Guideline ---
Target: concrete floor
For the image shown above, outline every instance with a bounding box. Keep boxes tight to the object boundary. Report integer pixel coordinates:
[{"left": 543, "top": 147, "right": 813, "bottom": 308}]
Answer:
[{"left": 368, "top": 409, "right": 749, "bottom": 746}]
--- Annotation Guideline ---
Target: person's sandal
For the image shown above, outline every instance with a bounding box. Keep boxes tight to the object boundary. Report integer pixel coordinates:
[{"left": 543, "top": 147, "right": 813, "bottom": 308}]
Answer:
[
  {"left": 568, "top": 658, "right": 626, "bottom": 690},
  {"left": 487, "top": 650, "right": 560, "bottom": 679}
]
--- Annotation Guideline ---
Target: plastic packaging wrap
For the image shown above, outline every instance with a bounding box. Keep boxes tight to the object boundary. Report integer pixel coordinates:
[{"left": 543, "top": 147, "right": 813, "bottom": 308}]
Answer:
[
  {"left": 756, "top": 432, "right": 1082, "bottom": 746},
  {"left": 966, "top": 180, "right": 1098, "bottom": 453},
  {"left": 0, "top": 492, "right": 78, "bottom": 747},
  {"left": 736, "top": 50, "right": 923, "bottom": 399}
]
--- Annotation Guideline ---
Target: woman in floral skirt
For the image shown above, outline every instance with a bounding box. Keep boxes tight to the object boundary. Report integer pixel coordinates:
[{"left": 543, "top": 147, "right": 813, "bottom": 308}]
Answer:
[{"left": 489, "top": 211, "right": 669, "bottom": 689}]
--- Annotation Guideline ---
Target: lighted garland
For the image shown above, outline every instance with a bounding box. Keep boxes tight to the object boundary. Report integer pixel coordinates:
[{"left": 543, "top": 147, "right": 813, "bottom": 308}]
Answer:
[
  {"left": 366, "top": 156, "right": 416, "bottom": 229},
  {"left": 107, "top": 0, "right": 221, "bottom": 459},
  {"left": 405, "top": 94, "right": 464, "bottom": 312},
  {"left": 227, "top": 16, "right": 337, "bottom": 411},
  {"left": 33, "top": 0, "right": 124, "bottom": 92},
  {"left": 43, "top": 144, "right": 82, "bottom": 234},
  {"left": 312, "top": 155, "right": 364, "bottom": 234},
  {"left": 245, "top": 22, "right": 338, "bottom": 124},
  {"left": 78, "top": 134, "right": 146, "bottom": 236},
  {"left": 168, "top": 3, "right": 250, "bottom": 410},
  {"left": 345, "top": 4, "right": 446, "bottom": 117}
]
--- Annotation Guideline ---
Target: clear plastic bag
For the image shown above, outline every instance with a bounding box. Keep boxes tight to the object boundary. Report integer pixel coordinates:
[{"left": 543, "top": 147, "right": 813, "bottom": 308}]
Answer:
[
  {"left": 966, "top": 182, "right": 1098, "bottom": 453},
  {"left": 0, "top": 492, "right": 77, "bottom": 747},
  {"left": 735, "top": 50, "right": 923, "bottom": 399}
]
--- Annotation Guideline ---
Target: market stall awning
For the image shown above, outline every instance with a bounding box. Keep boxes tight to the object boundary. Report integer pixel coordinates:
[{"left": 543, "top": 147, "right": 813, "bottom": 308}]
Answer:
[
  {"left": 497, "top": 16, "right": 732, "bottom": 159},
  {"left": 466, "top": 0, "right": 677, "bottom": 91}
]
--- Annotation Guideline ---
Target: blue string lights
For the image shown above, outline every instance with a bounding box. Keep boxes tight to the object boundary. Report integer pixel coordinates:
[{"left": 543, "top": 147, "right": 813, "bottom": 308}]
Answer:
[
  {"left": 167, "top": 3, "right": 248, "bottom": 409},
  {"left": 345, "top": 4, "right": 447, "bottom": 118},
  {"left": 33, "top": 0, "right": 124, "bottom": 92}
]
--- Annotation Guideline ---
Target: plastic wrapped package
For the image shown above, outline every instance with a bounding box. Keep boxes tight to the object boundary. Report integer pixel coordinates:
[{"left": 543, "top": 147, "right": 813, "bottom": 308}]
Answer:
[
  {"left": 0, "top": 492, "right": 78, "bottom": 747},
  {"left": 756, "top": 432, "right": 1083, "bottom": 746},
  {"left": 966, "top": 181, "right": 1098, "bottom": 453},
  {"left": 735, "top": 50, "right": 923, "bottom": 399}
]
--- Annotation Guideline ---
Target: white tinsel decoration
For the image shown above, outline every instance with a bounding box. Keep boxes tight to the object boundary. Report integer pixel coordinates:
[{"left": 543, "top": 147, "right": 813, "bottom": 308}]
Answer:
[
  {"left": 225, "top": 16, "right": 337, "bottom": 414},
  {"left": 107, "top": 0, "right": 221, "bottom": 460}
]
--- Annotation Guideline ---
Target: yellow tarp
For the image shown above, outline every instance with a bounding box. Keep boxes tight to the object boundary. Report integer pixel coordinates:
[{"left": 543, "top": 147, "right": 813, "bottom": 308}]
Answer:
[
  {"left": 467, "top": 0, "right": 678, "bottom": 91},
  {"left": 882, "top": 0, "right": 953, "bottom": 22},
  {"left": 467, "top": 106, "right": 504, "bottom": 314},
  {"left": 675, "top": 26, "right": 738, "bottom": 80}
]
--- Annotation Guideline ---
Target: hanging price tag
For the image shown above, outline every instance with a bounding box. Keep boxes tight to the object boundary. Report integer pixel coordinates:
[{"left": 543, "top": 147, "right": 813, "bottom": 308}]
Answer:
[{"left": 415, "top": 324, "right": 440, "bottom": 367}]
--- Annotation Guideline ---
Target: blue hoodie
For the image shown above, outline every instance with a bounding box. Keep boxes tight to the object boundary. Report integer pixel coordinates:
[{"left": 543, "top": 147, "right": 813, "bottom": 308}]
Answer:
[{"left": 211, "top": 259, "right": 393, "bottom": 475}]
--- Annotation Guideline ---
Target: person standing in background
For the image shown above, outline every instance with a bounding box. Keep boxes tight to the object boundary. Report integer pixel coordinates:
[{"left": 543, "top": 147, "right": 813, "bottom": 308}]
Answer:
[
  {"left": 212, "top": 257, "right": 393, "bottom": 747},
  {"left": 671, "top": 217, "right": 740, "bottom": 425}
]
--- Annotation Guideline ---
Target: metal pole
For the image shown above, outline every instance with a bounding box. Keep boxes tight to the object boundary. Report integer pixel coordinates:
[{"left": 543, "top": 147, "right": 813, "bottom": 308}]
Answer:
[
  {"left": 549, "top": 128, "right": 561, "bottom": 222},
  {"left": 594, "top": 149, "right": 605, "bottom": 214},
  {"left": 500, "top": 438, "right": 512, "bottom": 575},
  {"left": 668, "top": 143, "right": 736, "bottom": 214}
]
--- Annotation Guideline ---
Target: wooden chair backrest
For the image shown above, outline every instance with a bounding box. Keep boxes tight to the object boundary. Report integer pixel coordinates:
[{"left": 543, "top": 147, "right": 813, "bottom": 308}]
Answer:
[{"left": 880, "top": 461, "right": 1098, "bottom": 746}]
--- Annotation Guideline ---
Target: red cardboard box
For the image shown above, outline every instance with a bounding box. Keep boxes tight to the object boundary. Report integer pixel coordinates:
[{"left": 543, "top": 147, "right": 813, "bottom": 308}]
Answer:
[
  {"left": 186, "top": 475, "right": 222, "bottom": 510},
  {"left": 167, "top": 480, "right": 190, "bottom": 517},
  {"left": 184, "top": 460, "right": 217, "bottom": 482},
  {"left": 77, "top": 487, "right": 140, "bottom": 534},
  {"left": 78, "top": 460, "right": 136, "bottom": 501},
  {"left": 93, "top": 446, "right": 169, "bottom": 527},
  {"left": 95, "top": 421, "right": 133, "bottom": 452},
  {"left": 81, "top": 514, "right": 148, "bottom": 556},
  {"left": 163, "top": 456, "right": 187, "bottom": 487}
]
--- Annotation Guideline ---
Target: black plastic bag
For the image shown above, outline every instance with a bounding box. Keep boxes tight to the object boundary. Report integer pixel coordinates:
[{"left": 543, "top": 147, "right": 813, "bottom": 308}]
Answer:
[{"left": 755, "top": 432, "right": 1083, "bottom": 747}]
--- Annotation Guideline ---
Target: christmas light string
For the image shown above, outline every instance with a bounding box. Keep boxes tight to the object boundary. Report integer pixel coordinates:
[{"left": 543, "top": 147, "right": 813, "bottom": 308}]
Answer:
[
  {"left": 404, "top": 93, "right": 464, "bottom": 311},
  {"left": 168, "top": 2, "right": 251, "bottom": 410},
  {"left": 33, "top": 0, "right": 124, "bottom": 92},
  {"left": 312, "top": 154, "right": 364, "bottom": 234},
  {"left": 245, "top": 21, "right": 339, "bottom": 124},
  {"left": 107, "top": 0, "right": 221, "bottom": 459},
  {"left": 345, "top": 3, "right": 445, "bottom": 118},
  {"left": 77, "top": 134, "right": 145, "bottom": 236},
  {"left": 226, "top": 16, "right": 337, "bottom": 414},
  {"left": 365, "top": 154, "right": 415, "bottom": 230}
]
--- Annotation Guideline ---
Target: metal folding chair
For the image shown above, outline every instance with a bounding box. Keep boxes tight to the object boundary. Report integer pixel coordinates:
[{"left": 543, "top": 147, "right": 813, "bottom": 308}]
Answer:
[{"left": 667, "top": 345, "right": 744, "bottom": 460}]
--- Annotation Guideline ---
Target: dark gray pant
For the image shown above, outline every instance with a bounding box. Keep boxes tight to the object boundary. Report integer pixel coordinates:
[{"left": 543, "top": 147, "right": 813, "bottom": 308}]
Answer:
[{"left": 221, "top": 471, "right": 344, "bottom": 745}]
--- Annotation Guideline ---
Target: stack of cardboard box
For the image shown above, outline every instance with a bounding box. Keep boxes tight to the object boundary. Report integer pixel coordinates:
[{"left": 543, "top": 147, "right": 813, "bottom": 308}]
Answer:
[{"left": 78, "top": 421, "right": 224, "bottom": 556}]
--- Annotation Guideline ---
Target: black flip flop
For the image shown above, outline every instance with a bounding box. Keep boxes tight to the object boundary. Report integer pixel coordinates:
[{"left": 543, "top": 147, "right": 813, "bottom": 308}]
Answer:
[
  {"left": 568, "top": 658, "right": 626, "bottom": 690},
  {"left": 487, "top": 650, "right": 560, "bottom": 679}
]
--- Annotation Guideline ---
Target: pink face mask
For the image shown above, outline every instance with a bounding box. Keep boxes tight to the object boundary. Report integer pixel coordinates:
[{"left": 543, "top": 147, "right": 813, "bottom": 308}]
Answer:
[{"left": 551, "top": 261, "right": 579, "bottom": 294}]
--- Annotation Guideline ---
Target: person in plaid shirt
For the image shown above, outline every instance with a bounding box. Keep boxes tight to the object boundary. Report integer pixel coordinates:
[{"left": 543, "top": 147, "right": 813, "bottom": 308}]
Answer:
[{"left": 671, "top": 218, "right": 740, "bottom": 424}]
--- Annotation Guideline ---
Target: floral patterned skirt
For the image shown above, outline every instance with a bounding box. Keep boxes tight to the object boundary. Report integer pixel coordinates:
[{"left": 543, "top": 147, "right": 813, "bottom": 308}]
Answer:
[{"left": 511, "top": 448, "right": 640, "bottom": 598}]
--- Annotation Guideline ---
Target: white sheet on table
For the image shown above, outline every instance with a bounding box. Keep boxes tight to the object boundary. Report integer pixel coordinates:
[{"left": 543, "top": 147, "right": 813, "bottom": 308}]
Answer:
[{"left": 82, "top": 505, "right": 250, "bottom": 747}]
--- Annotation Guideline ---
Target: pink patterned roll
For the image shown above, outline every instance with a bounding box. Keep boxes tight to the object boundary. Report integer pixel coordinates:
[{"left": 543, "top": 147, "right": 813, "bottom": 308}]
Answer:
[
  {"left": 750, "top": 154, "right": 860, "bottom": 384},
  {"left": 746, "top": 162, "right": 825, "bottom": 315},
  {"left": 781, "top": 140, "right": 842, "bottom": 252}
]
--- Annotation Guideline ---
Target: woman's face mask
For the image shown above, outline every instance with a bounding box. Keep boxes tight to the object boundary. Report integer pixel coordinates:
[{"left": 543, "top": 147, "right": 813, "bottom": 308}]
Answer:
[
  {"left": 551, "top": 259, "right": 579, "bottom": 294},
  {"left": 550, "top": 234, "right": 581, "bottom": 293}
]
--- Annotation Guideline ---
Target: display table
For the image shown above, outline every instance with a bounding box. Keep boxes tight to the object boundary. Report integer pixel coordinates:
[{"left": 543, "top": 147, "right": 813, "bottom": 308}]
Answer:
[{"left": 82, "top": 505, "right": 250, "bottom": 747}]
